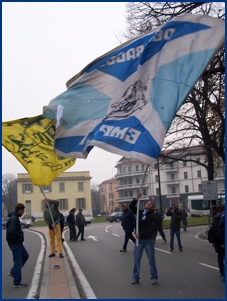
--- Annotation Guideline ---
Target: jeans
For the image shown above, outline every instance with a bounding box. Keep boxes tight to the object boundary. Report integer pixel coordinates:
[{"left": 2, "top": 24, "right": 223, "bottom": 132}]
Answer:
[
  {"left": 170, "top": 229, "right": 182, "bottom": 250},
  {"left": 182, "top": 219, "right": 187, "bottom": 231},
  {"left": 133, "top": 239, "right": 158, "bottom": 280},
  {"left": 68, "top": 223, "right": 77, "bottom": 240},
  {"left": 76, "top": 225, "right": 85, "bottom": 240},
  {"left": 122, "top": 232, "right": 136, "bottom": 250},
  {"left": 9, "top": 243, "right": 29, "bottom": 285}
]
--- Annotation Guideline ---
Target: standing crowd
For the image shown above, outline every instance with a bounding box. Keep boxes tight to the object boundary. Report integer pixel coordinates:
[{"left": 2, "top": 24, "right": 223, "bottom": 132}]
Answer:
[{"left": 4, "top": 194, "right": 224, "bottom": 289}]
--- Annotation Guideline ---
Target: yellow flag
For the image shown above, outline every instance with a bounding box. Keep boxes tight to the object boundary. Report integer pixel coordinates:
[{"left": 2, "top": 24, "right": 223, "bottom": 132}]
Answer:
[{"left": 2, "top": 115, "right": 76, "bottom": 185}]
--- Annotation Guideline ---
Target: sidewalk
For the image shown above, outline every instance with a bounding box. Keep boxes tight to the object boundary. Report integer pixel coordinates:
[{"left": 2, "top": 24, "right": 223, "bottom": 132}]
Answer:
[{"left": 30, "top": 227, "right": 81, "bottom": 299}]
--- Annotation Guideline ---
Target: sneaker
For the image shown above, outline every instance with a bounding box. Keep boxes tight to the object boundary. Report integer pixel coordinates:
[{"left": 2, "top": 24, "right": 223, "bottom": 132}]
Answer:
[
  {"left": 120, "top": 249, "right": 127, "bottom": 252},
  {"left": 170, "top": 249, "right": 173, "bottom": 252},
  {"left": 179, "top": 248, "right": 183, "bottom": 252},
  {"left": 81, "top": 239, "right": 86, "bottom": 241},
  {"left": 59, "top": 253, "right": 64, "bottom": 258},
  {"left": 13, "top": 283, "right": 27, "bottom": 288},
  {"left": 151, "top": 278, "right": 158, "bottom": 285},
  {"left": 131, "top": 278, "right": 139, "bottom": 284},
  {"left": 8, "top": 272, "right": 14, "bottom": 278},
  {"left": 48, "top": 254, "right": 55, "bottom": 257}
]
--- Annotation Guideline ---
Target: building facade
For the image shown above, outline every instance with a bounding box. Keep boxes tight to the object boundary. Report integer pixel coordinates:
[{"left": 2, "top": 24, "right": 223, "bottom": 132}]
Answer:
[
  {"left": 98, "top": 178, "right": 119, "bottom": 214},
  {"left": 115, "top": 149, "right": 225, "bottom": 212},
  {"left": 17, "top": 171, "right": 92, "bottom": 218}
]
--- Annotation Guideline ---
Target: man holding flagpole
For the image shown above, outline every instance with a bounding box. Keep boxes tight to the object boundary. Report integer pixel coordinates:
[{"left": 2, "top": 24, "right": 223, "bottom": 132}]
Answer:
[
  {"left": 129, "top": 193, "right": 158, "bottom": 285},
  {"left": 43, "top": 198, "right": 64, "bottom": 258}
]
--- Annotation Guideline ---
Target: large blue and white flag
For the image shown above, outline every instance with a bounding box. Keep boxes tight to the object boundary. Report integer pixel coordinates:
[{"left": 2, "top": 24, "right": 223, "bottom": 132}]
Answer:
[{"left": 43, "top": 15, "right": 224, "bottom": 165}]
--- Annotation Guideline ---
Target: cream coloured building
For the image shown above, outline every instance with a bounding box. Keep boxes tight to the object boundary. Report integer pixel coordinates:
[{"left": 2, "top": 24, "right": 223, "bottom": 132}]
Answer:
[{"left": 17, "top": 171, "right": 92, "bottom": 218}]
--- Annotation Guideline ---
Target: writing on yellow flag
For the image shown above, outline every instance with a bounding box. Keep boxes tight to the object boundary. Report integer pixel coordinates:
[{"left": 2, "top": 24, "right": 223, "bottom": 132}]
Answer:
[{"left": 2, "top": 115, "right": 76, "bottom": 185}]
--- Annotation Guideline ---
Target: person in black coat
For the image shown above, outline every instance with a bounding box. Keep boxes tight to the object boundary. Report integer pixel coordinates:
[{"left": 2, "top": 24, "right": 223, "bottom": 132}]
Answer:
[
  {"left": 166, "top": 205, "right": 183, "bottom": 251},
  {"left": 153, "top": 209, "right": 167, "bottom": 243},
  {"left": 67, "top": 208, "right": 77, "bottom": 242},
  {"left": 212, "top": 205, "right": 225, "bottom": 282},
  {"left": 129, "top": 193, "right": 158, "bottom": 285},
  {"left": 6, "top": 203, "right": 29, "bottom": 288},
  {"left": 120, "top": 204, "right": 136, "bottom": 252}
]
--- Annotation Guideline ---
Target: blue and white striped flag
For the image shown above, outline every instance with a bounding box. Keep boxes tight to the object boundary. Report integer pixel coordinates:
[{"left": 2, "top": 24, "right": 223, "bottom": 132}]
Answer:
[{"left": 43, "top": 15, "right": 224, "bottom": 165}]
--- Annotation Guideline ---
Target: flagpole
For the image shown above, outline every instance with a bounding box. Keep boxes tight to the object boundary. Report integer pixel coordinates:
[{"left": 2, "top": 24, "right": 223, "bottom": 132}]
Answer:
[
  {"left": 39, "top": 186, "right": 56, "bottom": 232},
  {"left": 136, "top": 164, "right": 149, "bottom": 246}
]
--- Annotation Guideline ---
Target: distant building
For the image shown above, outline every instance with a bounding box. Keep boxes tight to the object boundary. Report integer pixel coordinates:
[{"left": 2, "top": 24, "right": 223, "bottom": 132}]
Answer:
[
  {"left": 115, "top": 147, "right": 225, "bottom": 212},
  {"left": 17, "top": 171, "right": 92, "bottom": 218},
  {"left": 99, "top": 178, "right": 119, "bottom": 214}
]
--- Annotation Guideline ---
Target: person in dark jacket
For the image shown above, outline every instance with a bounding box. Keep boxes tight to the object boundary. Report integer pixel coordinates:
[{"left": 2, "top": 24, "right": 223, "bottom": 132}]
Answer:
[
  {"left": 67, "top": 208, "right": 77, "bottom": 242},
  {"left": 76, "top": 209, "right": 87, "bottom": 241},
  {"left": 120, "top": 204, "right": 136, "bottom": 252},
  {"left": 59, "top": 212, "right": 65, "bottom": 243},
  {"left": 153, "top": 209, "right": 167, "bottom": 243},
  {"left": 212, "top": 205, "right": 225, "bottom": 282},
  {"left": 181, "top": 209, "right": 188, "bottom": 231},
  {"left": 6, "top": 203, "right": 29, "bottom": 288},
  {"left": 166, "top": 205, "right": 183, "bottom": 251},
  {"left": 129, "top": 193, "right": 158, "bottom": 285}
]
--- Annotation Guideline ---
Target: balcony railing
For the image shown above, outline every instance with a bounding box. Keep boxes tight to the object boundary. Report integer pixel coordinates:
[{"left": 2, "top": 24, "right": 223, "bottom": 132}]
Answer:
[{"left": 115, "top": 183, "right": 149, "bottom": 191}]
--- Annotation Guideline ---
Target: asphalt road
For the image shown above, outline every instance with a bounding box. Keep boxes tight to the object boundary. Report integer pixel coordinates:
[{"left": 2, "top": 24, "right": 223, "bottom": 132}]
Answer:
[
  {"left": 66, "top": 223, "right": 225, "bottom": 299},
  {"left": 2, "top": 229, "right": 41, "bottom": 299}
]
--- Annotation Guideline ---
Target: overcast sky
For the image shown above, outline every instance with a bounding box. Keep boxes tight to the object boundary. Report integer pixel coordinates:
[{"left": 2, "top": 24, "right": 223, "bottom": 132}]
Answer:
[{"left": 2, "top": 2, "right": 129, "bottom": 185}]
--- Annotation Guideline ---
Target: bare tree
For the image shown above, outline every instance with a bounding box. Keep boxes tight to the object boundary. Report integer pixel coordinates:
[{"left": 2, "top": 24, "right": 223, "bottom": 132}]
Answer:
[
  {"left": 125, "top": 2, "right": 225, "bottom": 180},
  {"left": 2, "top": 174, "right": 18, "bottom": 215},
  {"left": 91, "top": 182, "right": 100, "bottom": 217}
]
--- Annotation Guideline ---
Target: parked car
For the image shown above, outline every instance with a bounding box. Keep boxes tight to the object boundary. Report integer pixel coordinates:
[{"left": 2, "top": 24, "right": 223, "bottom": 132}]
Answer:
[
  {"left": 64, "top": 215, "right": 91, "bottom": 226},
  {"left": 106, "top": 212, "right": 123, "bottom": 223},
  {"left": 2, "top": 217, "right": 32, "bottom": 229}
]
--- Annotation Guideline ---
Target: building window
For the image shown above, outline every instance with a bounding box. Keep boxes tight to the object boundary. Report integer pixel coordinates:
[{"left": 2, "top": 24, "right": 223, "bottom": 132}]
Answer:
[
  {"left": 170, "top": 173, "right": 175, "bottom": 180},
  {"left": 184, "top": 172, "right": 188, "bottom": 179},
  {"left": 155, "top": 175, "right": 159, "bottom": 182},
  {"left": 172, "top": 186, "right": 176, "bottom": 193},
  {"left": 109, "top": 200, "right": 114, "bottom": 207},
  {"left": 198, "top": 184, "right": 202, "bottom": 192},
  {"left": 170, "top": 163, "right": 174, "bottom": 168},
  {"left": 129, "top": 178, "right": 132, "bottom": 185},
  {"left": 197, "top": 170, "right": 201, "bottom": 178},
  {"left": 42, "top": 185, "right": 51, "bottom": 193},
  {"left": 135, "top": 165, "right": 139, "bottom": 171},
  {"left": 110, "top": 184, "right": 112, "bottom": 191},
  {"left": 154, "top": 163, "right": 158, "bottom": 169},
  {"left": 109, "top": 193, "right": 113, "bottom": 199},
  {"left": 123, "top": 167, "right": 126, "bottom": 173},
  {"left": 59, "top": 182, "right": 65, "bottom": 192},
  {"left": 141, "top": 165, "right": 144, "bottom": 171},
  {"left": 78, "top": 182, "right": 83, "bottom": 191},
  {"left": 124, "top": 179, "right": 127, "bottom": 185},
  {"left": 124, "top": 191, "right": 128, "bottom": 197},
  {"left": 23, "top": 183, "right": 33, "bottom": 193},
  {"left": 59, "top": 199, "right": 68, "bottom": 210},
  {"left": 196, "top": 157, "right": 200, "bottom": 163},
  {"left": 156, "top": 188, "right": 159, "bottom": 195},
  {"left": 129, "top": 191, "right": 133, "bottom": 197},
  {"left": 76, "top": 198, "right": 86, "bottom": 209},
  {"left": 183, "top": 161, "right": 187, "bottom": 167},
  {"left": 128, "top": 166, "right": 131, "bottom": 172},
  {"left": 136, "top": 177, "right": 140, "bottom": 184},
  {"left": 185, "top": 185, "right": 189, "bottom": 193},
  {"left": 143, "top": 189, "right": 147, "bottom": 196}
]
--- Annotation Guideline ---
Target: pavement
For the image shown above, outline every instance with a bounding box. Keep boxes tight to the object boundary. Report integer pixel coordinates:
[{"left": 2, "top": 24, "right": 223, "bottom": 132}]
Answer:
[
  {"left": 27, "top": 226, "right": 96, "bottom": 299},
  {"left": 26, "top": 225, "right": 209, "bottom": 299}
]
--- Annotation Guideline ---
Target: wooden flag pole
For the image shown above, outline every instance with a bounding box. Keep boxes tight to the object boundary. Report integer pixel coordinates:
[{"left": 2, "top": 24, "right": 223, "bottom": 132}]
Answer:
[
  {"left": 39, "top": 186, "right": 56, "bottom": 232},
  {"left": 136, "top": 164, "right": 149, "bottom": 246}
]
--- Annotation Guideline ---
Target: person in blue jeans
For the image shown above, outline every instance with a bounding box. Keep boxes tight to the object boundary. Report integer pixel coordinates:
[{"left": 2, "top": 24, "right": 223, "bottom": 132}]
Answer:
[
  {"left": 6, "top": 203, "right": 29, "bottom": 288},
  {"left": 166, "top": 205, "right": 183, "bottom": 252},
  {"left": 129, "top": 193, "right": 158, "bottom": 285}
]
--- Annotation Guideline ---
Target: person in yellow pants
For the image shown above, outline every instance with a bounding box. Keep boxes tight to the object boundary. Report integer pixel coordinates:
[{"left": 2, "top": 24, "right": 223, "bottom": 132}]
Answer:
[{"left": 43, "top": 198, "right": 64, "bottom": 258}]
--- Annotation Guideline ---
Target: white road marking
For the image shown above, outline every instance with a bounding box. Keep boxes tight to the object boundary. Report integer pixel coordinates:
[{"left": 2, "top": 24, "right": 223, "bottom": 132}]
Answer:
[
  {"left": 112, "top": 233, "right": 120, "bottom": 237},
  {"left": 105, "top": 225, "right": 112, "bottom": 232},
  {"left": 199, "top": 263, "right": 219, "bottom": 270},
  {"left": 87, "top": 235, "right": 98, "bottom": 241},
  {"left": 155, "top": 247, "right": 172, "bottom": 254}
]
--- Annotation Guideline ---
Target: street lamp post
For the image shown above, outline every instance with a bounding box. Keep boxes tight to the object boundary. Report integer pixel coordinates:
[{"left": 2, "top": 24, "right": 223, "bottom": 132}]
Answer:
[{"left": 157, "top": 156, "right": 163, "bottom": 213}]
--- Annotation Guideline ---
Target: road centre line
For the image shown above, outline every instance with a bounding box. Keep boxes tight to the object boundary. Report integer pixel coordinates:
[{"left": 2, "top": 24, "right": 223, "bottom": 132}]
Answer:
[
  {"left": 112, "top": 233, "right": 120, "bottom": 237},
  {"left": 199, "top": 263, "right": 219, "bottom": 270}
]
